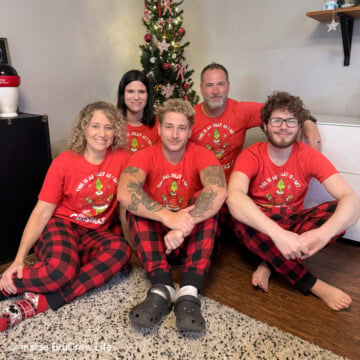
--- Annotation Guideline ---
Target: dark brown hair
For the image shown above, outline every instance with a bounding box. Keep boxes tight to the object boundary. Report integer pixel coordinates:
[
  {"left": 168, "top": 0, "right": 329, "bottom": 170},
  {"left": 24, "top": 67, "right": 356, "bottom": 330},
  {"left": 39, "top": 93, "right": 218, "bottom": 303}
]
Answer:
[{"left": 260, "top": 91, "right": 310, "bottom": 130}]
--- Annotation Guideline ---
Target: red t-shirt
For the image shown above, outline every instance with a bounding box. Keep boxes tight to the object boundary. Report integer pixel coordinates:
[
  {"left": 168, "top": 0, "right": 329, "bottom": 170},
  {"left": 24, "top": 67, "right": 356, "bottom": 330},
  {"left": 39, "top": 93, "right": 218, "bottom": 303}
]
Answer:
[
  {"left": 39, "top": 148, "right": 131, "bottom": 230},
  {"left": 126, "top": 118, "right": 160, "bottom": 153},
  {"left": 233, "top": 141, "right": 338, "bottom": 211},
  {"left": 191, "top": 99, "right": 263, "bottom": 179},
  {"left": 126, "top": 142, "right": 220, "bottom": 211}
]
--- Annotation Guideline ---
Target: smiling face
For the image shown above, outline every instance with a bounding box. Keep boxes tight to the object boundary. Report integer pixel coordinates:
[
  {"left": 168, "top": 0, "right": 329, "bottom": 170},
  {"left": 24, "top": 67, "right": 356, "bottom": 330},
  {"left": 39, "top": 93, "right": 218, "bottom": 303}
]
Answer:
[
  {"left": 124, "top": 80, "right": 148, "bottom": 118},
  {"left": 200, "top": 69, "right": 230, "bottom": 111},
  {"left": 264, "top": 109, "right": 300, "bottom": 149},
  {"left": 158, "top": 111, "right": 192, "bottom": 158},
  {"left": 84, "top": 110, "right": 114, "bottom": 157}
]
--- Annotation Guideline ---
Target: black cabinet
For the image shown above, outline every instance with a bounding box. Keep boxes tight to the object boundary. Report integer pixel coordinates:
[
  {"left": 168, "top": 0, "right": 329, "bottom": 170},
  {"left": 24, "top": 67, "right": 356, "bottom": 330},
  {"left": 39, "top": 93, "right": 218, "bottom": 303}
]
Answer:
[{"left": 0, "top": 113, "right": 52, "bottom": 264}]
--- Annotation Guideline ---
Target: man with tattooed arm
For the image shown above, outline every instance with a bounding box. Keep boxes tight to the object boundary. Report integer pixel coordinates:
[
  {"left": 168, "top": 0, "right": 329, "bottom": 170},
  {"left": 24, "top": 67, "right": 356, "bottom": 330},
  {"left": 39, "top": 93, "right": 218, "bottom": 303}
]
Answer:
[{"left": 118, "top": 99, "right": 227, "bottom": 332}]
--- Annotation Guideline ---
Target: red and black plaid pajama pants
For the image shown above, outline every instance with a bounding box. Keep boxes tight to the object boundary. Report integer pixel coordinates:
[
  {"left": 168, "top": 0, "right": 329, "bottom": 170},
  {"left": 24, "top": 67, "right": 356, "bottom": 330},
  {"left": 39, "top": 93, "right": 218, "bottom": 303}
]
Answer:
[
  {"left": 11, "top": 217, "right": 131, "bottom": 310},
  {"left": 232, "top": 201, "right": 343, "bottom": 294},
  {"left": 128, "top": 213, "right": 217, "bottom": 290}
]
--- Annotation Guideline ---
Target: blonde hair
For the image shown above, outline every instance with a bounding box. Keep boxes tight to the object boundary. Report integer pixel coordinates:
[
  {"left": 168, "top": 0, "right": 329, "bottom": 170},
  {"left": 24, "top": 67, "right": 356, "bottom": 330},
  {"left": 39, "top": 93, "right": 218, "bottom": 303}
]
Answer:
[
  {"left": 66, "top": 101, "right": 127, "bottom": 154},
  {"left": 157, "top": 99, "right": 195, "bottom": 126}
]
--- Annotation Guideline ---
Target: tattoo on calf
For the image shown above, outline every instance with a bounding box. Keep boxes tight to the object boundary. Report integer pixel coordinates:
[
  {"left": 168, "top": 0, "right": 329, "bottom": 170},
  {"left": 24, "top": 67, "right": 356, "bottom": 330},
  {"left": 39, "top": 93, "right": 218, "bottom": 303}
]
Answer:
[{"left": 202, "top": 166, "right": 226, "bottom": 188}]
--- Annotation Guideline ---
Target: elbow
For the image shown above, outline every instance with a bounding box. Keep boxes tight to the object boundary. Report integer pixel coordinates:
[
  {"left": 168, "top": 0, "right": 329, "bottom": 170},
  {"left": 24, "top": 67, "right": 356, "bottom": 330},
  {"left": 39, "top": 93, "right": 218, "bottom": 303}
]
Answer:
[
  {"left": 117, "top": 187, "right": 128, "bottom": 207},
  {"left": 226, "top": 196, "right": 234, "bottom": 214},
  {"left": 220, "top": 188, "right": 228, "bottom": 206}
]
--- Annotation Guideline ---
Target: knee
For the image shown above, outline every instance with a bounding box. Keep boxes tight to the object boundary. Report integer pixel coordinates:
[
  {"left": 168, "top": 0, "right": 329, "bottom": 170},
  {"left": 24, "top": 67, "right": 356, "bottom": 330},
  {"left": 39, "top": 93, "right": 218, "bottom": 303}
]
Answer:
[
  {"left": 45, "top": 257, "right": 79, "bottom": 290},
  {"left": 112, "top": 238, "right": 132, "bottom": 265}
]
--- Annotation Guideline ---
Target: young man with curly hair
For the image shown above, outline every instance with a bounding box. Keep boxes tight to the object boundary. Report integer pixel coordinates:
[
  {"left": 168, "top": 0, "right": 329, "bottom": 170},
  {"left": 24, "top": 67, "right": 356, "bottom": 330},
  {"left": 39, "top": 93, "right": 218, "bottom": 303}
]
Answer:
[{"left": 227, "top": 91, "right": 360, "bottom": 311}]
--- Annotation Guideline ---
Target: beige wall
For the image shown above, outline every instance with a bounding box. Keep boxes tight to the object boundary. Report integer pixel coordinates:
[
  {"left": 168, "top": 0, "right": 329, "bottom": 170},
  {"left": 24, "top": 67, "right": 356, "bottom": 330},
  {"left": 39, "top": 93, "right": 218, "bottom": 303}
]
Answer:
[
  {"left": 184, "top": 0, "right": 360, "bottom": 114},
  {"left": 1, "top": 0, "right": 143, "bottom": 153},
  {"left": 1, "top": 0, "right": 359, "bottom": 153}
]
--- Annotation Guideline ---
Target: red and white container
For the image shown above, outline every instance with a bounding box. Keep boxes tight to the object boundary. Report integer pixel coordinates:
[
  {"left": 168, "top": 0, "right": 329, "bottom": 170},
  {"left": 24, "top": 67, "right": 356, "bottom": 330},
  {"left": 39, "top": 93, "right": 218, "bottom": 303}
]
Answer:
[{"left": 0, "top": 64, "right": 21, "bottom": 117}]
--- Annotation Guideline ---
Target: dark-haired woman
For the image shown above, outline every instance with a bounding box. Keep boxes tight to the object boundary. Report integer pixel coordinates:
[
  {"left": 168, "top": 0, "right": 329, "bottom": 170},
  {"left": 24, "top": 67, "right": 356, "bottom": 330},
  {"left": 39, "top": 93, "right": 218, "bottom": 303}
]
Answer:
[{"left": 117, "top": 70, "right": 160, "bottom": 152}]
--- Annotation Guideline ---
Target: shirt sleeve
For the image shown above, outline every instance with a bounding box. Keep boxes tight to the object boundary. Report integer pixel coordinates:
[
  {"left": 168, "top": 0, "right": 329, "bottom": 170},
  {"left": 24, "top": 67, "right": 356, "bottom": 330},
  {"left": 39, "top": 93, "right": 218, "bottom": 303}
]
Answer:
[
  {"left": 237, "top": 102, "right": 263, "bottom": 129},
  {"left": 232, "top": 144, "right": 260, "bottom": 180},
  {"left": 38, "top": 155, "right": 65, "bottom": 205},
  {"left": 301, "top": 146, "right": 338, "bottom": 183},
  {"left": 194, "top": 145, "right": 221, "bottom": 173},
  {"left": 126, "top": 147, "right": 152, "bottom": 175}
]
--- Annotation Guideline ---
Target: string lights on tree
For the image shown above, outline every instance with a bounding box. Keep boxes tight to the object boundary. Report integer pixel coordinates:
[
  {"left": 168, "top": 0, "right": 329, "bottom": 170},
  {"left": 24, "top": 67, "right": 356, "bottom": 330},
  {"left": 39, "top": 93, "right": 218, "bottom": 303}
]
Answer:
[{"left": 140, "top": 0, "right": 199, "bottom": 107}]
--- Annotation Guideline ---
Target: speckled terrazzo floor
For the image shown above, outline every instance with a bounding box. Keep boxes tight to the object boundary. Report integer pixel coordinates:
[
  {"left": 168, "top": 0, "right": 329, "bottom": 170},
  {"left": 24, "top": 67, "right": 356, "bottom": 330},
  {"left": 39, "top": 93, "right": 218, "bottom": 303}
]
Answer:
[{"left": 0, "top": 267, "right": 347, "bottom": 360}]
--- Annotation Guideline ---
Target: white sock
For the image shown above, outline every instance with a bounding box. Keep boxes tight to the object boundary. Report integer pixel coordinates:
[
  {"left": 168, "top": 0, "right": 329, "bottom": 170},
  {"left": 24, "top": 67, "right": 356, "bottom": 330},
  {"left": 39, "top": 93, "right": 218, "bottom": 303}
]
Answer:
[
  {"left": 150, "top": 285, "right": 176, "bottom": 302},
  {"left": 176, "top": 285, "right": 198, "bottom": 300}
]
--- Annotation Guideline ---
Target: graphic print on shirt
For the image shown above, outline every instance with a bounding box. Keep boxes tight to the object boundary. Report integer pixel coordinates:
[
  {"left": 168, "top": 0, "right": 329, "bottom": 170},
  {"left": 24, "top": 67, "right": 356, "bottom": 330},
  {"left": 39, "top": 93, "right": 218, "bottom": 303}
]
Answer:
[
  {"left": 260, "top": 173, "right": 302, "bottom": 209},
  {"left": 157, "top": 175, "right": 188, "bottom": 212},
  {"left": 197, "top": 123, "right": 232, "bottom": 160},
  {"left": 128, "top": 131, "right": 153, "bottom": 152},
  {"left": 71, "top": 172, "right": 118, "bottom": 224}
]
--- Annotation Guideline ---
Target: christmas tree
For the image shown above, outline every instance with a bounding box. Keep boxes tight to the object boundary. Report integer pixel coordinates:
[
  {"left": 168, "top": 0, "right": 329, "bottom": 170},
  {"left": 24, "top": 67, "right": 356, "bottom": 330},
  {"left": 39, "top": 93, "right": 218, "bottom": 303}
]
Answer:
[{"left": 140, "top": 0, "right": 199, "bottom": 107}]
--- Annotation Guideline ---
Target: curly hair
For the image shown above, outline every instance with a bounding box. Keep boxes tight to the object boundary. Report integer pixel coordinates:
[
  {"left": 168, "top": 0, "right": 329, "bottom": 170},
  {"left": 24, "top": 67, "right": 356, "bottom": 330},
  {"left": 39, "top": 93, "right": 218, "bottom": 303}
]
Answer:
[
  {"left": 116, "top": 70, "right": 155, "bottom": 128},
  {"left": 66, "top": 101, "right": 127, "bottom": 154},
  {"left": 260, "top": 91, "right": 310, "bottom": 130},
  {"left": 157, "top": 99, "right": 195, "bottom": 126},
  {"left": 200, "top": 62, "right": 229, "bottom": 83}
]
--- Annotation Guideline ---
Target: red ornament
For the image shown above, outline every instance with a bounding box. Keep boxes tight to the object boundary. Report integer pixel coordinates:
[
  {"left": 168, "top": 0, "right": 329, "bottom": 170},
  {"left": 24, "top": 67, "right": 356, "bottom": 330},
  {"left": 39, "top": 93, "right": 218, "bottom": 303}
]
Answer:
[
  {"left": 183, "top": 82, "right": 190, "bottom": 90},
  {"left": 163, "top": 62, "right": 171, "bottom": 70},
  {"left": 178, "top": 27, "right": 185, "bottom": 35},
  {"left": 144, "top": 33, "right": 152, "bottom": 43}
]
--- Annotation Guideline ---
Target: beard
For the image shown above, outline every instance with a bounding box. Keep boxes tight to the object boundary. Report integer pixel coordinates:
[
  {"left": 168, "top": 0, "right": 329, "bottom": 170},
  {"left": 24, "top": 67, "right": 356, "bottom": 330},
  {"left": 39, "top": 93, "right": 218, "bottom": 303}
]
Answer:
[
  {"left": 204, "top": 95, "right": 227, "bottom": 110},
  {"left": 265, "top": 129, "right": 299, "bottom": 149}
]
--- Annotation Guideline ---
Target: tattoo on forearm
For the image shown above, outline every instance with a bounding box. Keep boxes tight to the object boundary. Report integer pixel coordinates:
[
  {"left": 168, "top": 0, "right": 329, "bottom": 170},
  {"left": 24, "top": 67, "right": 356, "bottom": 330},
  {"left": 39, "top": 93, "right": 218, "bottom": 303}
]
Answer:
[
  {"left": 126, "top": 180, "right": 163, "bottom": 212},
  {"left": 128, "top": 193, "right": 140, "bottom": 211},
  {"left": 202, "top": 166, "right": 226, "bottom": 188},
  {"left": 191, "top": 188, "right": 216, "bottom": 217},
  {"left": 123, "top": 166, "right": 140, "bottom": 175}
]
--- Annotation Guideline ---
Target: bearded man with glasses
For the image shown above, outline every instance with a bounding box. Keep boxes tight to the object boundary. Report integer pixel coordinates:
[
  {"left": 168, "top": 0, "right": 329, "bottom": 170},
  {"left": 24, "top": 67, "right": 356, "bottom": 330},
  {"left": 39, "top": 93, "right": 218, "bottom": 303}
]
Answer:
[{"left": 227, "top": 91, "right": 360, "bottom": 311}]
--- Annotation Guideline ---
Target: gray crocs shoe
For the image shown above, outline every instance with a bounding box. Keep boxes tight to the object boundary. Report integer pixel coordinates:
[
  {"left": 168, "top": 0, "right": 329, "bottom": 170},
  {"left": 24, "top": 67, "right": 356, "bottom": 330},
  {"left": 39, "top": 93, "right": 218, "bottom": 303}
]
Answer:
[
  {"left": 130, "top": 284, "right": 172, "bottom": 328},
  {"left": 174, "top": 295, "right": 205, "bottom": 332}
]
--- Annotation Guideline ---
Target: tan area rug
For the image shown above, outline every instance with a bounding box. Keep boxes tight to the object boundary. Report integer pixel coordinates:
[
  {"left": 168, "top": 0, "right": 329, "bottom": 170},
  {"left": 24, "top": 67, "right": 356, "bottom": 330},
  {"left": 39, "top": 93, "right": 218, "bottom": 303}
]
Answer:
[{"left": 0, "top": 267, "right": 346, "bottom": 360}]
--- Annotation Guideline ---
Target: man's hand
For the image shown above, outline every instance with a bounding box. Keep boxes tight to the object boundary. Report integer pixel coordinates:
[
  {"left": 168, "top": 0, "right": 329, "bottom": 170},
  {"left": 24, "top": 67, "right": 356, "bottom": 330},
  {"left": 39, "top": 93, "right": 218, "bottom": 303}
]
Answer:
[
  {"left": 164, "top": 230, "right": 185, "bottom": 255},
  {"left": 299, "top": 228, "right": 329, "bottom": 258},
  {"left": 0, "top": 261, "right": 24, "bottom": 294},
  {"left": 271, "top": 229, "right": 310, "bottom": 260},
  {"left": 162, "top": 205, "right": 195, "bottom": 236},
  {"left": 301, "top": 120, "right": 321, "bottom": 151}
]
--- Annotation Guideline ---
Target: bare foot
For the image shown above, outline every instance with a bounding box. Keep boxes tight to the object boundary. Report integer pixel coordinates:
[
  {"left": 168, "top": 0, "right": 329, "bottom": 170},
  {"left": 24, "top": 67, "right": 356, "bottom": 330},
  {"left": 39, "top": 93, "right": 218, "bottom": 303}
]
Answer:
[
  {"left": 252, "top": 262, "right": 271, "bottom": 292},
  {"left": 310, "top": 279, "right": 352, "bottom": 311}
]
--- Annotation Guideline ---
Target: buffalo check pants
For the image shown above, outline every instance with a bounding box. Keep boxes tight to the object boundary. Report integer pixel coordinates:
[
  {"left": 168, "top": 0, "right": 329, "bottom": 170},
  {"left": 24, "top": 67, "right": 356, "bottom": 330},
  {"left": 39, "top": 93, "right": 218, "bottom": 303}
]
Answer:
[
  {"left": 11, "top": 217, "right": 131, "bottom": 310},
  {"left": 232, "top": 201, "right": 342, "bottom": 294},
  {"left": 128, "top": 213, "right": 217, "bottom": 290}
]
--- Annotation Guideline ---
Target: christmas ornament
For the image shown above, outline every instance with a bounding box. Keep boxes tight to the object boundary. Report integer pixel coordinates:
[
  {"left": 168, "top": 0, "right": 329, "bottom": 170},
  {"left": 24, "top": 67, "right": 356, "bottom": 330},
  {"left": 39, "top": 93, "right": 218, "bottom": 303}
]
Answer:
[
  {"left": 143, "top": 7, "right": 153, "bottom": 23},
  {"left": 163, "top": 0, "right": 173, "bottom": 16},
  {"left": 327, "top": 9, "right": 339, "bottom": 32},
  {"left": 172, "top": 53, "right": 177, "bottom": 59},
  {"left": 327, "top": 19, "right": 339, "bottom": 32},
  {"left": 183, "top": 82, "right": 190, "bottom": 90},
  {"left": 176, "top": 63, "right": 186, "bottom": 83},
  {"left": 157, "top": 39, "right": 170, "bottom": 55},
  {"left": 161, "top": 83, "right": 175, "bottom": 98},
  {"left": 156, "top": 18, "right": 166, "bottom": 30},
  {"left": 144, "top": 33, "right": 152, "bottom": 43},
  {"left": 150, "top": 57, "right": 156, "bottom": 63},
  {"left": 178, "top": 27, "right": 185, "bottom": 35},
  {"left": 163, "top": 62, "right": 171, "bottom": 70}
]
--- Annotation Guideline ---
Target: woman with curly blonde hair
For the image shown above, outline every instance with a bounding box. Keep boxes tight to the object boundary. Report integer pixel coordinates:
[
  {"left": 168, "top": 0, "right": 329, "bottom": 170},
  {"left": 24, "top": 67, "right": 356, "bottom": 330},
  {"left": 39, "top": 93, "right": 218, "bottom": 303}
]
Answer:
[{"left": 0, "top": 101, "right": 131, "bottom": 331}]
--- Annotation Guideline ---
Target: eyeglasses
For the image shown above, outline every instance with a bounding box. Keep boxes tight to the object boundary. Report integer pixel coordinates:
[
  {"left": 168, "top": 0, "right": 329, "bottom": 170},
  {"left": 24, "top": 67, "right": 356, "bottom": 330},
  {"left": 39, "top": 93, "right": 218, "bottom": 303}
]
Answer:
[{"left": 268, "top": 118, "right": 298, "bottom": 128}]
